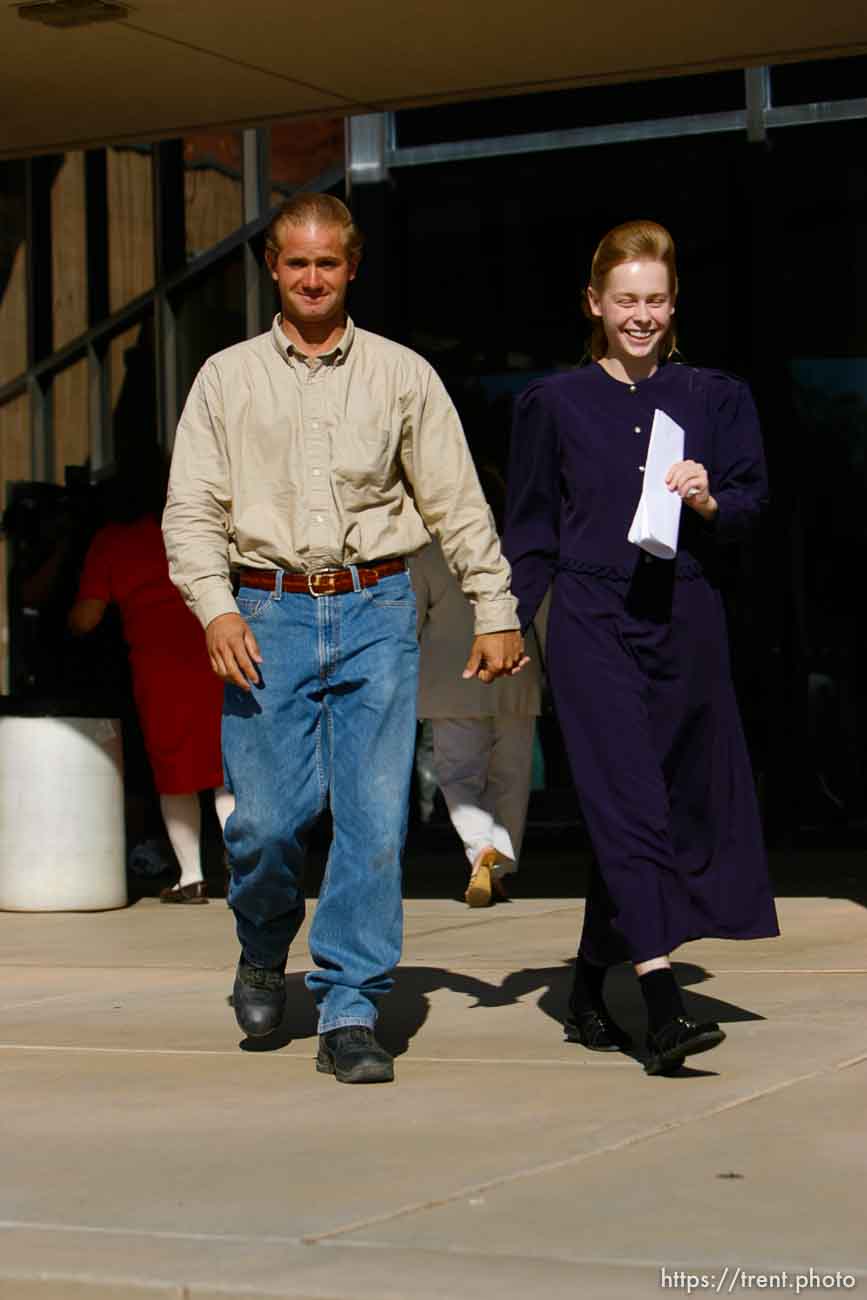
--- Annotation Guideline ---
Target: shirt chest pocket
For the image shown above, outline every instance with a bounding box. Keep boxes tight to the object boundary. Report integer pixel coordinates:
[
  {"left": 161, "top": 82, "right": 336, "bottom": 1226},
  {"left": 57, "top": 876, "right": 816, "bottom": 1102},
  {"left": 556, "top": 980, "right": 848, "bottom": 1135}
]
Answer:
[{"left": 333, "top": 420, "right": 398, "bottom": 487}]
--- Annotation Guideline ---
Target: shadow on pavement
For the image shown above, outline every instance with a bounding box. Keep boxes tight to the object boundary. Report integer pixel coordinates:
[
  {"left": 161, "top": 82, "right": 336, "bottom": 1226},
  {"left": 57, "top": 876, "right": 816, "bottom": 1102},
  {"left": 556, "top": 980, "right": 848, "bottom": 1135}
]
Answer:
[{"left": 233, "top": 959, "right": 764, "bottom": 1069}]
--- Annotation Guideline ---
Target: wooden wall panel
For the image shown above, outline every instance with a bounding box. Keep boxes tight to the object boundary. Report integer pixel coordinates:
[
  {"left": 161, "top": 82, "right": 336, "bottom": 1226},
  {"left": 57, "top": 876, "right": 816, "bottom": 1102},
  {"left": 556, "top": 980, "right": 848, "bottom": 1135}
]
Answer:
[
  {"left": 51, "top": 153, "right": 87, "bottom": 350},
  {"left": 107, "top": 147, "right": 155, "bottom": 314},
  {"left": 52, "top": 360, "right": 89, "bottom": 483}
]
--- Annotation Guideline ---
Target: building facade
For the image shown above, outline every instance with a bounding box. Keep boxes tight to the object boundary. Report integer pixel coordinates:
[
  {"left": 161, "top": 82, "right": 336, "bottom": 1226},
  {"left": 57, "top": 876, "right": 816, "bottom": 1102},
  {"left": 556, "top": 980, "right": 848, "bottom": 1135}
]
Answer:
[{"left": 2, "top": 55, "right": 866, "bottom": 836}]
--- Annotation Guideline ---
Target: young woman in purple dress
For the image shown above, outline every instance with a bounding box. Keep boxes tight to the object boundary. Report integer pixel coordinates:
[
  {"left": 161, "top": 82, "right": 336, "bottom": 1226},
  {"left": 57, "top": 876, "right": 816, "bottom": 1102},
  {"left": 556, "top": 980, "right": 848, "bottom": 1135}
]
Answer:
[{"left": 504, "top": 220, "right": 779, "bottom": 1075}]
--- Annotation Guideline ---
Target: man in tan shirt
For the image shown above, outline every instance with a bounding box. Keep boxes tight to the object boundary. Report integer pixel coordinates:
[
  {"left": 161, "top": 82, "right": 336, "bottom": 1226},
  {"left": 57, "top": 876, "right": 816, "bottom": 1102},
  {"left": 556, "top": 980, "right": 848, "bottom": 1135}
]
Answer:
[{"left": 164, "top": 193, "right": 525, "bottom": 1084}]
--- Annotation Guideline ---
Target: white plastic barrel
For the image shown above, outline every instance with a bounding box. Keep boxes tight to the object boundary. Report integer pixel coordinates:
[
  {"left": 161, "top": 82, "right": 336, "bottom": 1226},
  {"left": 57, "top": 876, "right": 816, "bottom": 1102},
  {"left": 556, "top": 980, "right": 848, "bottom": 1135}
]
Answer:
[{"left": 0, "top": 715, "right": 127, "bottom": 911}]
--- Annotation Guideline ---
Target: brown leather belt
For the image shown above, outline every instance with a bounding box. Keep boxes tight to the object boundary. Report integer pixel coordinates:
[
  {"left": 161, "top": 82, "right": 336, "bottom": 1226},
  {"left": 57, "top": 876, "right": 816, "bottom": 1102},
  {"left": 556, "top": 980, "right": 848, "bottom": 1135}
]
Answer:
[{"left": 239, "top": 558, "right": 406, "bottom": 597}]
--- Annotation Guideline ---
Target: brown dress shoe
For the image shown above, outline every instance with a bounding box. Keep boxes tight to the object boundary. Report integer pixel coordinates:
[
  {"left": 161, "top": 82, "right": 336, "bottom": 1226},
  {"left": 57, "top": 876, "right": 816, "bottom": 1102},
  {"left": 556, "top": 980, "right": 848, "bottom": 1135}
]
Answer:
[
  {"left": 159, "top": 880, "right": 209, "bottom": 904},
  {"left": 465, "top": 847, "right": 497, "bottom": 907}
]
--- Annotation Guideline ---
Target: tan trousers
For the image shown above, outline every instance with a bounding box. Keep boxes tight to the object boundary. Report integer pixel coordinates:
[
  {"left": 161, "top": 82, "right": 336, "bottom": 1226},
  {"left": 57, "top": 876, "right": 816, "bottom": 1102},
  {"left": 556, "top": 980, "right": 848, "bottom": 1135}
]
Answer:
[{"left": 432, "top": 716, "right": 535, "bottom": 876}]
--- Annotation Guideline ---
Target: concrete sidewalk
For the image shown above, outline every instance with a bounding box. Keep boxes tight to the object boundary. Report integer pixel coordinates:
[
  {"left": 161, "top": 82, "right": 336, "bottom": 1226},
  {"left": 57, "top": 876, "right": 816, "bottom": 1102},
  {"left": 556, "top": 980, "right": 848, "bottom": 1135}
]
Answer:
[{"left": 0, "top": 881, "right": 865, "bottom": 1299}]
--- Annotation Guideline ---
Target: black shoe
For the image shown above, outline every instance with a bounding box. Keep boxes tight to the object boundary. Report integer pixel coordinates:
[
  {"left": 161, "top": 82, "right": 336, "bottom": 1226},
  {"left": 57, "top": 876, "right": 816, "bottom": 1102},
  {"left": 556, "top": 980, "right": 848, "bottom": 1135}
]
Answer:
[
  {"left": 159, "top": 879, "right": 209, "bottom": 904},
  {"left": 645, "top": 1017, "right": 726, "bottom": 1075},
  {"left": 316, "top": 1026, "right": 394, "bottom": 1084},
  {"left": 232, "top": 960, "right": 286, "bottom": 1038},
  {"left": 564, "top": 1008, "right": 633, "bottom": 1052}
]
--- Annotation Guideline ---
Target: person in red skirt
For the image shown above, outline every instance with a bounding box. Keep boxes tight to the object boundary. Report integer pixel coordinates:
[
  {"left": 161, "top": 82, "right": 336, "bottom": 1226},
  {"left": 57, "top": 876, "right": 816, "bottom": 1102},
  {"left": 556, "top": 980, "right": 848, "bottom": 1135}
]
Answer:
[{"left": 70, "top": 446, "right": 233, "bottom": 902}]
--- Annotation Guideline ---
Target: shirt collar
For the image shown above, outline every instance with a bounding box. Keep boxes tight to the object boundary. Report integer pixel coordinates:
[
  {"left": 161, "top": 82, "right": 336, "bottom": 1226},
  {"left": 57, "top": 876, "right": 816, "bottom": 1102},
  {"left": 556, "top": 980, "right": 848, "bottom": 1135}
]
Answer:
[{"left": 270, "top": 314, "right": 355, "bottom": 366}]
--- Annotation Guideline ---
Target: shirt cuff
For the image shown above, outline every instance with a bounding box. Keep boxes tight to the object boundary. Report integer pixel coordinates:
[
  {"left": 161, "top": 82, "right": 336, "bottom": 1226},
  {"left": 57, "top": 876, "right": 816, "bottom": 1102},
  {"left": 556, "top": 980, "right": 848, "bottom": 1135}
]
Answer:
[
  {"left": 192, "top": 585, "right": 240, "bottom": 630},
  {"left": 472, "top": 595, "right": 520, "bottom": 636}
]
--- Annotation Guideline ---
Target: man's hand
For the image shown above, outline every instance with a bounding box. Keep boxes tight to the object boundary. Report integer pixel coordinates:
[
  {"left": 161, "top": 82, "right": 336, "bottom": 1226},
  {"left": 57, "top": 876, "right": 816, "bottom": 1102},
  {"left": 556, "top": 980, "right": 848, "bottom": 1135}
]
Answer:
[
  {"left": 206, "top": 613, "right": 263, "bottom": 691},
  {"left": 462, "top": 630, "right": 529, "bottom": 684}
]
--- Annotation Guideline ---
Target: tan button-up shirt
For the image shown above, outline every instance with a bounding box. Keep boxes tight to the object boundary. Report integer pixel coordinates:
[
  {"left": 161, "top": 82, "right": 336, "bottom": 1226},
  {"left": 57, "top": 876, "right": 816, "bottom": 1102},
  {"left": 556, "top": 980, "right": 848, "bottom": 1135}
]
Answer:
[{"left": 163, "top": 315, "right": 519, "bottom": 635}]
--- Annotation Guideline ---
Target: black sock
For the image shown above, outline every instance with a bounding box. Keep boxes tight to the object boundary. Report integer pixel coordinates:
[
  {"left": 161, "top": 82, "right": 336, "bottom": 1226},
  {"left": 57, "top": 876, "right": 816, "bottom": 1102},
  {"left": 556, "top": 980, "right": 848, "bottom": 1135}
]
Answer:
[
  {"left": 569, "top": 954, "right": 609, "bottom": 1018},
  {"left": 639, "top": 968, "right": 685, "bottom": 1033}
]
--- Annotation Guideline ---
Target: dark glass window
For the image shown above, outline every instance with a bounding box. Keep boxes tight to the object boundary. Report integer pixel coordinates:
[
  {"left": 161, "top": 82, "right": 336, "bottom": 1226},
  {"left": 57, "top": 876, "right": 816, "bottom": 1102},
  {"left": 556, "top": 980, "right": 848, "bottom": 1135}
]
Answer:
[
  {"left": 0, "top": 161, "right": 27, "bottom": 385},
  {"left": 107, "top": 312, "right": 156, "bottom": 464},
  {"left": 52, "top": 358, "right": 90, "bottom": 483},
  {"left": 0, "top": 393, "right": 32, "bottom": 691},
  {"left": 174, "top": 251, "right": 245, "bottom": 407},
  {"left": 395, "top": 72, "right": 745, "bottom": 148},
  {"left": 393, "top": 131, "right": 745, "bottom": 379},
  {"left": 388, "top": 117, "right": 867, "bottom": 836},
  {"left": 771, "top": 55, "right": 867, "bottom": 107}
]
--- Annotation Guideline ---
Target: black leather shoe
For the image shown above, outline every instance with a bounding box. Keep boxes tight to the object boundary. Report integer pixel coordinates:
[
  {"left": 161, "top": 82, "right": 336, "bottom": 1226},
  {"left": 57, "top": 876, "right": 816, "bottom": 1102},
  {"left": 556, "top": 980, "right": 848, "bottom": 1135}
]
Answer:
[
  {"left": 232, "top": 960, "right": 286, "bottom": 1038},
  {"left": 645, "top": 1016, "right": 726, "bottom": 1075},
  {"left": 564, "top": 1008, "right": 633, "bottom": 1052},
  {"left": 316, "top": 1026, "right": 394, "bottom": 1084},
  {"left": 159, "top": 880, "right": 208, "bottom": 904}
]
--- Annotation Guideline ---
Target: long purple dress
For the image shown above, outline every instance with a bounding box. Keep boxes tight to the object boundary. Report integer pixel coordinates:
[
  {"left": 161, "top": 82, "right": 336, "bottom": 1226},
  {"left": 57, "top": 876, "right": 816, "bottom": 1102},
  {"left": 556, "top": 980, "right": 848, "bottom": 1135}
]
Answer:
[{"left": 504, "top": 362, "right": 779, "bottom": 964}]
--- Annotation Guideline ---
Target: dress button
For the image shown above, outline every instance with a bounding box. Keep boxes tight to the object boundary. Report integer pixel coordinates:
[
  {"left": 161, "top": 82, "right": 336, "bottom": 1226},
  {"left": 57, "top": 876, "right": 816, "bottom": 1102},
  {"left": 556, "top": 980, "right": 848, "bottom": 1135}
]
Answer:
[
  {"left": 315, "top": 514, "right": 324, "bottom": 523},
  {"left": 629, "top": 385, "right": 636, "bottom": 393},
  {"left": 639, "top": 465, "right": 645, "bottom": 473},
  {"left": 634, "top": 426, "right": 641, "bottom": 434}
]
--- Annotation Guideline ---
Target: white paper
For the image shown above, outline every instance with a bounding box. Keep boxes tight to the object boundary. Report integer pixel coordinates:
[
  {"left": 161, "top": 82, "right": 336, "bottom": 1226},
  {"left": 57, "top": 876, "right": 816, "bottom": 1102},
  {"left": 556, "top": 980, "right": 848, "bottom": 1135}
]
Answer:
[{"left": 627, "top": 408, "right": 685, "bottom": 561}]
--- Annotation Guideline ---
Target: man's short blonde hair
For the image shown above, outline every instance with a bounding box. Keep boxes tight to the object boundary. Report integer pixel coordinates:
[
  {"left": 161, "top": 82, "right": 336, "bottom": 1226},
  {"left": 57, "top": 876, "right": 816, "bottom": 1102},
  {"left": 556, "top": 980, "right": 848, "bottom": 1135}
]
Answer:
[{"left": 264, "top": 193, "right": 364, "bottom": 263}]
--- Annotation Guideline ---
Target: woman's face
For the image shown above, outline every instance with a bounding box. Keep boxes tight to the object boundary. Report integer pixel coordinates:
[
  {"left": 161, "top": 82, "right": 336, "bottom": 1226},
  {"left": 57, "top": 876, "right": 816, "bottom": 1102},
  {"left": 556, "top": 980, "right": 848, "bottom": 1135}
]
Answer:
[{"left": 587, "top": 259, "right": 675, "bottom": 366}]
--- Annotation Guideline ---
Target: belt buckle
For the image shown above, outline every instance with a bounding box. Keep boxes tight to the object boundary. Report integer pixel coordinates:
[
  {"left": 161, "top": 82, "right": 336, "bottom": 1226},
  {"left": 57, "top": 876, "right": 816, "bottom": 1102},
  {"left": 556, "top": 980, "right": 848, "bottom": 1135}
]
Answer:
[{"left": 307, "top": 569, "right": 338, "bottom": 597}]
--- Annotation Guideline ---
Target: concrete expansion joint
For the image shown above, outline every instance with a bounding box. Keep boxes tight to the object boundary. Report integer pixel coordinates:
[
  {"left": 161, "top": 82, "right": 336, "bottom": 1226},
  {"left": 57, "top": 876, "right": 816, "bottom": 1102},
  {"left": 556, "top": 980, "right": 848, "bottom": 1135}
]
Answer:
[{"left": 298, "top": 1049, "right": 867, "bottom": 1248}]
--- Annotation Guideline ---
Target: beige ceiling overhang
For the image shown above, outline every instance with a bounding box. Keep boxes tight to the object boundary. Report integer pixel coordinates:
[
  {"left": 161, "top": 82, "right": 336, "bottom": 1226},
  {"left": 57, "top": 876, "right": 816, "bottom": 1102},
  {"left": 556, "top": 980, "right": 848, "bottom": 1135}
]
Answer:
[{"left": 2, "top": 0, "right": 866, "bottom": 158}]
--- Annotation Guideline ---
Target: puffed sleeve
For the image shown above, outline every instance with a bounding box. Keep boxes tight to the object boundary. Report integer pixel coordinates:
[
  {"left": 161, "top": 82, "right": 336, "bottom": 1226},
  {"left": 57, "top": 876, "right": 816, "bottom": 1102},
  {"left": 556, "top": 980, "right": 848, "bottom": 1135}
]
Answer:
[
  {"left": 707, "top": 374, "right": 768, "bottom": 545},
  {"left": 503, "top": 381, "right": 560, "bottom": 631}
]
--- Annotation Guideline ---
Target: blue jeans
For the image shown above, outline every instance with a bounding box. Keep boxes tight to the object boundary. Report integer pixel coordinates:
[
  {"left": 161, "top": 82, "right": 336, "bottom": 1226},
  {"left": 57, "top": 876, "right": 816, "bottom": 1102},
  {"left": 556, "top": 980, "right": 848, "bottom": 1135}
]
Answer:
[{"left": 222, "top": 568, "right": 419, "bottom": 1033}]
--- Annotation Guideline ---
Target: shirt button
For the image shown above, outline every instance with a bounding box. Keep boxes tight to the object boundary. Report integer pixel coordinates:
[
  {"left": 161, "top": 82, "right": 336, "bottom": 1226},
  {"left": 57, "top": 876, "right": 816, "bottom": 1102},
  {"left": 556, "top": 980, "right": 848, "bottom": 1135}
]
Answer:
[
  {"left": 639, "top": 465, "right": 645, "bottom": 473},
  {"left": 629, "top": 385, "right": 636, "bottom": 393},
  {"left": 312, "top": 469, "right": 321, "bottom": 476},
  {"left": 643, "top": 554, "right": 652, "bottom": 564},
  {"left": 312, "top": 422, "right": 320, "bottom": 430},
  {"left": 634, "top": 426, "right": 641, "bottom": 433},
  {"left": 315, "top": 514, "right": 324, "bottom": 523}
]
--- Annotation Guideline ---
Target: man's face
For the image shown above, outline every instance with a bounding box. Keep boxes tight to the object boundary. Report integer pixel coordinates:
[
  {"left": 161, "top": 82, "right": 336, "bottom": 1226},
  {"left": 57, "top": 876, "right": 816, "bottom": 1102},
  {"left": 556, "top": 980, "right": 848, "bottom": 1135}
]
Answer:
[{"left": 267, "top": 221, "right": 357, "bottom": 333}]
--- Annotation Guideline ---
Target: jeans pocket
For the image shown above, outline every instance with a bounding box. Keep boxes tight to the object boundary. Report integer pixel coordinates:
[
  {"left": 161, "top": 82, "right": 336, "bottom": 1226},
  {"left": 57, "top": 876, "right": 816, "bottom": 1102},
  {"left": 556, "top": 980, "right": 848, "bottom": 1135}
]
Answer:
[
  {"left": 236, "top": 592, "right": 274, "bottom": 622},
  {"left": 363, "top": 572, "right": 415, "bottom": 609}
]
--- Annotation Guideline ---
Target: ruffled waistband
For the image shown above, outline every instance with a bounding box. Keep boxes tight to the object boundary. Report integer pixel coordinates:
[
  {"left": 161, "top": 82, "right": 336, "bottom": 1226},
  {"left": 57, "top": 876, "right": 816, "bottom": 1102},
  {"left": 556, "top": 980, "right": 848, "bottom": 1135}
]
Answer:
[{"left": 558, "top": 555, "right": 706, "bottom": 582}]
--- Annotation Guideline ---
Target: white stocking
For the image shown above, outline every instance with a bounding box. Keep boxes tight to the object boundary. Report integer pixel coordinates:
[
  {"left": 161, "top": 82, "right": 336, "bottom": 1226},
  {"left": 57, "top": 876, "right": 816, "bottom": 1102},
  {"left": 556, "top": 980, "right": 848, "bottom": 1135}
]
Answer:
[
  {"left": 213, "top": 785, "right": 235, "bottom": 835},
  {"left": 160, "top": 792, "right": 203, "bottom": 887}
]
